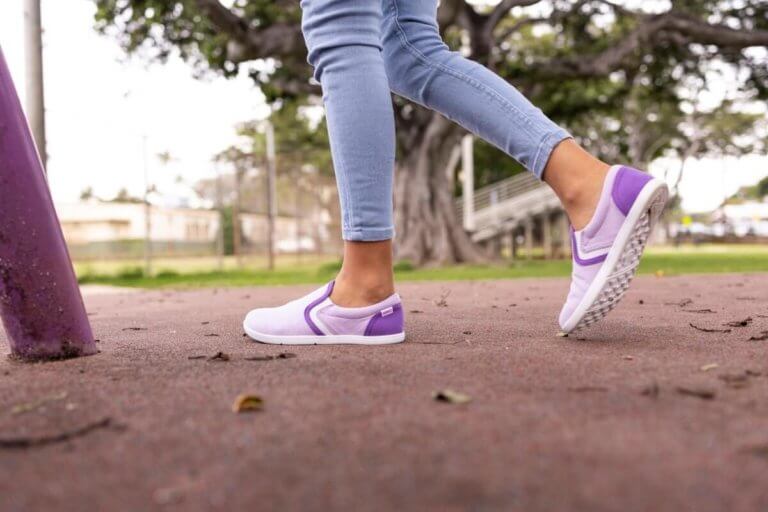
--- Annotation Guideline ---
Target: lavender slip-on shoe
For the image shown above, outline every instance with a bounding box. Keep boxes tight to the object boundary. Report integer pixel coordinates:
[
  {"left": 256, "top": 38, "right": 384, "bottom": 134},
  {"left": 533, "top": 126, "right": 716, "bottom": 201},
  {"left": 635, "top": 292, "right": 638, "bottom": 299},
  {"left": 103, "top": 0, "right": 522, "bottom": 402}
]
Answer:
[
  {"left": 559, "top": 165, "right": 668, "bottom": 333},
  {"left": 243, "top": 281, "right": 405, "bottom": 345}
]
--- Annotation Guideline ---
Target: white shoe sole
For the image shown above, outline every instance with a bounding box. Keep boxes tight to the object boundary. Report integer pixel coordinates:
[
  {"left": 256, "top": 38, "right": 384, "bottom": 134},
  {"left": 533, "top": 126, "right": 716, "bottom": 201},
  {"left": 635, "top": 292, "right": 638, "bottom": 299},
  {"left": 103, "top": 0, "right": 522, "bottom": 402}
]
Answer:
[
  {"left": 243, "top": 322, "right": 406, "bottom": 345},
  {"left": 560, "top": 179, "right": 669, "bottom": 333}
]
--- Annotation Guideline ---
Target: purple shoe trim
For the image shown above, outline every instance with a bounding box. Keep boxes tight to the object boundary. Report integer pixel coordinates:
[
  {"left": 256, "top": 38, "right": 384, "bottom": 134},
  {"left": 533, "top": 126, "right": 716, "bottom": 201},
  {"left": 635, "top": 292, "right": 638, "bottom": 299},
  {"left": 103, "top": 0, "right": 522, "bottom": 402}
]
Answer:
[
  {"left": 612, "top": 166, "right": 653, "bottom": 216},
  {"left": 572, "top": 231, "right": 607, "bottom": 266},
  {"left": 304, "top": 281, "right": 334, "bottom": 336},
  {"left": 364, "top": 304, "right": 404, "bottom": 336}
]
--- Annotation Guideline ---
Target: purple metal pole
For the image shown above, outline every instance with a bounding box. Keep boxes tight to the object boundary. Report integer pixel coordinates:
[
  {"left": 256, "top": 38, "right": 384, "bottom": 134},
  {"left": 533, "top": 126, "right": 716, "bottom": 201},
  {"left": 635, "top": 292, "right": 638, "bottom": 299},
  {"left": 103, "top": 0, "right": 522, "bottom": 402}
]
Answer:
[{"left": 0, "top": 47, "right": 96, "bottom": 360}]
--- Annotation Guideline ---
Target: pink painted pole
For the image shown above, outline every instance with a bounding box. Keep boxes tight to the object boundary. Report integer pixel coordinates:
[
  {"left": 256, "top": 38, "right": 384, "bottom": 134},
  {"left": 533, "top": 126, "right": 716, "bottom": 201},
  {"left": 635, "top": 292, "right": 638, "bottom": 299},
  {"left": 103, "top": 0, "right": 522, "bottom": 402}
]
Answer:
[{"left": 0, "top": 47, "right": 96, "bottom": 360}]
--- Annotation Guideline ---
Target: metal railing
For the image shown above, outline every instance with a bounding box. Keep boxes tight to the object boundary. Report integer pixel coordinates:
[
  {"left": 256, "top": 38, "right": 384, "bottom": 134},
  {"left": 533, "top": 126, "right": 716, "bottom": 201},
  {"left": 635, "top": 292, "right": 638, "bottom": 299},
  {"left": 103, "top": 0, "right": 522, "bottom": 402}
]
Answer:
[{"left": 456, "top": 172, "right": 561, "bottom": 242}]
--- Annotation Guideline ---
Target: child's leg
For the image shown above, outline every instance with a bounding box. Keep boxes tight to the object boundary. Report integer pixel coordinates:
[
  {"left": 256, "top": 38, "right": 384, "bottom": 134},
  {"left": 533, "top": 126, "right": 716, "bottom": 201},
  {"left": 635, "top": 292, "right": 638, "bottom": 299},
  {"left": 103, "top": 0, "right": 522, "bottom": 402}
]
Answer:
[
  {"left": 301, "top": 0, "right": 396, "bottom": 306},
  {"left": 244, "top": 1, "right": 406, "bottom": 345},
  {"left": 379, "top": 0, "right": 608, "bottom": 230},
  {"left": 380, "top": 0, "right": 668, "bottom": 333}
]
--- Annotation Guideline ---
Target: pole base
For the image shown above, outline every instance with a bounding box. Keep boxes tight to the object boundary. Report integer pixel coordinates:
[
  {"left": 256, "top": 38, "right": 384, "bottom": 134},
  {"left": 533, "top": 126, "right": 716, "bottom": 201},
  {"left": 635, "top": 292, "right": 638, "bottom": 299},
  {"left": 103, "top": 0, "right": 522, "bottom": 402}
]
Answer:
[{"left": 8, "top": 342, "right": 99, "bottom": 362}]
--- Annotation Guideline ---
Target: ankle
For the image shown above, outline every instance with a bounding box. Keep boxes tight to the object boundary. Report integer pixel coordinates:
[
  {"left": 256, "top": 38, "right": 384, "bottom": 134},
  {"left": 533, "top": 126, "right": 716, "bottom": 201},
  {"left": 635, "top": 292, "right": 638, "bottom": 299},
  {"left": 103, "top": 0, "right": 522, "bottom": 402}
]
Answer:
[
  {"left": 543, "top": 140, "right": 612, "bottom": 230},
  {"left": 331, "top": 271, "right": 395, "bottom": 307},
  {"left": 559, "top": 164, "right": 611, "bottom": 230}
]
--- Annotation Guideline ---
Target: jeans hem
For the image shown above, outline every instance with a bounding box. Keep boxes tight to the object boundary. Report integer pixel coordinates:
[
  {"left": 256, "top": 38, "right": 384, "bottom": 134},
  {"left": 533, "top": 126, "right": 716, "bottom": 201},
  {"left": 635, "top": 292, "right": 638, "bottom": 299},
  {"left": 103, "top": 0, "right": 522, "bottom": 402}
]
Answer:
[
  {"left": 342, "top": 227, "right": 395, "bottom": 242},
  {"left": 532, "top": 130, "right": 572, "bottom": 180}
]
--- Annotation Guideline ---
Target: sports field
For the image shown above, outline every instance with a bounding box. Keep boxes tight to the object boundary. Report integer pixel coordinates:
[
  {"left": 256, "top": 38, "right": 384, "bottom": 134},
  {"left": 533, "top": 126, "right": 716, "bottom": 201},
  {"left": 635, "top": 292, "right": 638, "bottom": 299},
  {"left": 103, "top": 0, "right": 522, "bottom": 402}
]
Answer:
[{"left": 74, "top": 244, "right": 768, "bottom": 289}]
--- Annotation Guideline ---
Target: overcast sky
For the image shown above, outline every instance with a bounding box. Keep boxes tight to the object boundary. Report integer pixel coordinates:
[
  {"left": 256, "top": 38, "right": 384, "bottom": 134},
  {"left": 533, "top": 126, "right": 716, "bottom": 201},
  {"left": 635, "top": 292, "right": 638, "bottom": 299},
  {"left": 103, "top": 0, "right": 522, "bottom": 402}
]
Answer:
[
  {"left": 0, "top": 0, "right": 268, "bottom": 207},
  {"left": 0, "top": 0, "right": 766, "bottom": 213}
]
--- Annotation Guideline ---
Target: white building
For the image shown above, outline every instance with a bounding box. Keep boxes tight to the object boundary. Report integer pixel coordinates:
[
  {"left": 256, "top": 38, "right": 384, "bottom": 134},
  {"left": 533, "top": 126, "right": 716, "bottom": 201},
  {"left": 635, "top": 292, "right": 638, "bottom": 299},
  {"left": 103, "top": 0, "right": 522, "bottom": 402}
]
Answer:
[
  {"left": 55, "top": 201, "right": 335, "bottom": 259},
  {"left": 56, "top": 201, "right": 220, "bottom": 245}
]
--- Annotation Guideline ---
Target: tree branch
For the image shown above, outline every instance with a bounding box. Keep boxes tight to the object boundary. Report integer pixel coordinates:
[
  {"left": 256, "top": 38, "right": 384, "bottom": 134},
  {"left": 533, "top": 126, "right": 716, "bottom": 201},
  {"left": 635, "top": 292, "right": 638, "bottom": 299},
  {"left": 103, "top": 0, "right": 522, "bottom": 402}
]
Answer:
[
  {"left": 666, "top": 12, "right": 768, "bottom": 48},
  {"left": 194, "top": 0, "right": 303, "bottom": 62},
  {"left": 488, "top": 0, "right": 545, "bottom": 29},
  {"left": 527, "top": 11, "right": 768, "bottom": 79}
]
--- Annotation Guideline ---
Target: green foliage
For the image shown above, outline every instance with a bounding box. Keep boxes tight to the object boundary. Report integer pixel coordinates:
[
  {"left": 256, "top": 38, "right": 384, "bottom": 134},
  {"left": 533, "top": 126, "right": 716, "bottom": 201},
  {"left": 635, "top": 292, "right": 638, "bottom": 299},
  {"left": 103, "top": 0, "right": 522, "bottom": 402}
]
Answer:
[
  {"left": 80, "top": 186, "right": 94, "bottom": 201},
  {"left": 108, "top": 187, "right": 144, "bottom": 203},
  {"left": 236, "top": 100, "right": 334, "bottom": 178},
  {"left": 93, "top": 0, "right": 768, "bottom": 187},
  {"left": 724, "top": 175, "right": 768, "bottom": 203},
  {"left": 758, "top": 176, "right": 768, "bottom": 199}
]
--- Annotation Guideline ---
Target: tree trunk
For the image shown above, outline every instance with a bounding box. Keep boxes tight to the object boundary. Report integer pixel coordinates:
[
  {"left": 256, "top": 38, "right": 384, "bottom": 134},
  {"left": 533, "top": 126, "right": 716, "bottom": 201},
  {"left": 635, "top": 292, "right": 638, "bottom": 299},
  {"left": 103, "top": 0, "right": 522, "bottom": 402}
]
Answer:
[{"left": 393, "top": 111, "right": 486, "bottom": 265}]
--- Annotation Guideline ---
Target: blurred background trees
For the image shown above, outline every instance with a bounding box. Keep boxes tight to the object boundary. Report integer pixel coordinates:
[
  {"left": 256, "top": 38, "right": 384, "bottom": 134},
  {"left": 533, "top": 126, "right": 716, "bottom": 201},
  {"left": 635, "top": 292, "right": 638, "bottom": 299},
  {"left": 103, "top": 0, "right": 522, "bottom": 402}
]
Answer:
[{"left": 93, "top": 0, "right": 768, "bottom": 264}]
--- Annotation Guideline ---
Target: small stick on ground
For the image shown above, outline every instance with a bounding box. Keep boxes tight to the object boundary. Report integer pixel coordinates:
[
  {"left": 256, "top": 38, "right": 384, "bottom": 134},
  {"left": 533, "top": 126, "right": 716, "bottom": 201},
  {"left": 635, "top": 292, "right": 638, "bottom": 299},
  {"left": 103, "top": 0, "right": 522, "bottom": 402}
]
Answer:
[
  {"left": 689, "top": 323, "right": 732, "bottom": 334},
  {"left": 676, "top": 387, "right": 716, "bottom": 400},
  {"left": 665, "top": 299, "right": 693, "bottom": 307},
  {"left": 724, "top": 317, "right": 752, "bottom": 328},
  {"left": 568, "top": 386, "right": 608, "bottom": 393},
  {"left": 0, "top": 417, "right": 116, "bottom": 450},
  {"left": 435, "top": 290, "right": 451, "bottom": 308},
  {"left": 244, "top": 353, "right": 296, "bottom": 361}
]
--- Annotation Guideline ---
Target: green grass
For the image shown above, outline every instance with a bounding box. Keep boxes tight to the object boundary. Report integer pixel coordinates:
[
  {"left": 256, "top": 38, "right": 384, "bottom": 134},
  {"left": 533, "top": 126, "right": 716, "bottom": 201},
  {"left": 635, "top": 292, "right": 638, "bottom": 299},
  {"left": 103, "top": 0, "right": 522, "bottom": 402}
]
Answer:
[{"left": 74, "top": 245, "right": 768, "bottom": 289}]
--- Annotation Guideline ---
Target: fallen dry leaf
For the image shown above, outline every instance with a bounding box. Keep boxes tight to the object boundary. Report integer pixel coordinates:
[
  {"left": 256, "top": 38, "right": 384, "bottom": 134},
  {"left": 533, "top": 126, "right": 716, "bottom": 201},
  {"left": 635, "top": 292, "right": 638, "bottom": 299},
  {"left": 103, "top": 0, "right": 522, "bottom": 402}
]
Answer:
[
  {"left": 676, "top": 387, "right": 716, "bottom": 400},
  {"left": 718, "top": 372, "right": 752, "bottom": 388},
  {"left": 10, "top": 391, "right": 68, "bottom": 415},
  {"left": 433, "top": 389, "right": 472, "bottom": 404},
  {"left": 741, "top": 444, "right": 768, "bottom": 460},
  {"left": 232, "top": 394, "right": 264, "bottom": 413},
  {"left": 641, "top": 382, "right": 660, "bottom": 398},
  {"left": 700, "top": 363, "right": 719, "bottom": 372}
]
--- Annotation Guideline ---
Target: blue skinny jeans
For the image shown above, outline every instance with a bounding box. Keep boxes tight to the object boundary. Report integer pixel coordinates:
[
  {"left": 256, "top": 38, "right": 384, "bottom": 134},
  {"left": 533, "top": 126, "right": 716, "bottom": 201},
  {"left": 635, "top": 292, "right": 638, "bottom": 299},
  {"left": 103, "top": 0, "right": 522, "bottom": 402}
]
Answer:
[{"left": 300, "top": 0, "right": 571, "bottom": 241}]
